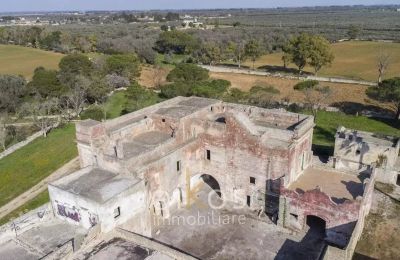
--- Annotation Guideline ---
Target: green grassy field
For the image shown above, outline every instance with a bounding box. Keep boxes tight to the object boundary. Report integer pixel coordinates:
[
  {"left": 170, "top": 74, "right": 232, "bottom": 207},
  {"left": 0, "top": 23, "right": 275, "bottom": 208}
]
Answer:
[
  {"left": 0, "top": 44, "right": 63, "bottom": 79},
  {"left": 0, "top": 124, "right": 77, "bottom": 208},
  {"left": 312, "top": 110, "right": 400, "bottom": 154},
  {"left": 0, "top": 190, "right": 50, "bottom": 225},
  {"left": 244, "top": 41, "right": 400, "bottom": 82}
]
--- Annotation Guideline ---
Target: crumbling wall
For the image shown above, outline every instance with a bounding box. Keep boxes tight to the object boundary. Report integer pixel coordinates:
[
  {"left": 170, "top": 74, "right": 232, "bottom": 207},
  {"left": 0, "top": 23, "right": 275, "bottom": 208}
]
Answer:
[
  {"left": 280, "top": 188, "right": 361, "bottom": 247},
  {"left": 334, "top": 128, "right": 399, "bottom": 171}
]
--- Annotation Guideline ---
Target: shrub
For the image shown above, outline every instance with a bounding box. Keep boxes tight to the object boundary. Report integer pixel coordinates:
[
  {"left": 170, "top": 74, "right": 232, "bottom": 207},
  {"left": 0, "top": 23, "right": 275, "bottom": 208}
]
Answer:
[
  {"left": 293, "top": 80, "right": 319, "bottom": 90},
  {"left": 160, "top": 82, "right": 192, "bottom": 98},
  {"left": 81, "top": 106, "right": 105, "bottom": 121},
  {"left": 248, "top": 85, "right": 280, "bottom": 108},
  {"left": 192, "top": 80, "right": 230, "bottom": 98},
  {"left": 166, "top": 63, "right": 209, "bottom": 82}
]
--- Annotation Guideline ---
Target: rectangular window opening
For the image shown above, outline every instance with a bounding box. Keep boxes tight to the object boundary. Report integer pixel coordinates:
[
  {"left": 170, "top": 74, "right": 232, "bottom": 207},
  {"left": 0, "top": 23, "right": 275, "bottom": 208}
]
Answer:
[
  {"left": 206, "top": 150, "right": 211, "bottom": 160},
  {"left": 177, "top": 161, "right": 181, "bottom": 172},
  {"left": 114, "top": 207, "right": 121, "bottom": 219},
  {"left": 250, "top": 177, "right": 256, "bottom": 184},
  {"left": 397, "top": 174, "right": 400, "bottom": 186},
  {"left": 246, "top": 195, "right": 251, "bottom": 207}
]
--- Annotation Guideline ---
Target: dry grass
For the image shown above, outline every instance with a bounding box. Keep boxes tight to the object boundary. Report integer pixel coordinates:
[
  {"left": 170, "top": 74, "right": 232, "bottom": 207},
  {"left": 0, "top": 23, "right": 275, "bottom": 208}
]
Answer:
[
  {"left": 139, "top": 66, "right": 391, "bottom": 109},
  {"left": 0, "top": 44, "right": 64, "bottom": 79},
  {"left": 139, "top": 65, "right": 171, "bottom": 88},
  {"left": 355, "top": 192, "right": 400, "bottom": 260},
  {"left": 243, "top": 41, "right": 400, "bottom": 82},
  {"left": 210, "top": 72, "right": 373, "bottom": 106}
]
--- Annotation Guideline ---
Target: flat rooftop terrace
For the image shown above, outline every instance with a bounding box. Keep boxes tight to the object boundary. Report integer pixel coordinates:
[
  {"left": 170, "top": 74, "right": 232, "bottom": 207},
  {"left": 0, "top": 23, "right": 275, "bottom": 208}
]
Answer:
[
  {"left": 122, "top": 131, "right": 172, "bottom": 159},
  {"left": 288, "top": 167, "right": 365, "bottom": 201},
  {"left": 338, "top": 128, "right": 399, "bottom": 147},
  {"left": 56, "top": 168, "right": 141, "bottom": 203}
]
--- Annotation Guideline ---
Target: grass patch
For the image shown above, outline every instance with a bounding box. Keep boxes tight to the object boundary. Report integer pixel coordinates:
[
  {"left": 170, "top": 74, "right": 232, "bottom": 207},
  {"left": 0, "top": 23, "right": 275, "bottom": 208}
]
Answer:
[
  {"left": 103, "top": 91, "right": 129, "bottom": 119},
  {"left": 245, "top": 41, "right": 400, "bottom": 82},
  {"left": 155, "top": 53, "right": 186, "bottom": 68},
  {"left": 0, "top": 44, "right": 63, "bottom": 79},
  {"left": 0, "top": 190, "right": 50, "bottom": 226},
  {"left": 312, "top": 110, "right": 400, "bottom": 154},
  {"left": 0, "top": 124, "right": 77, "bottom": 208}
]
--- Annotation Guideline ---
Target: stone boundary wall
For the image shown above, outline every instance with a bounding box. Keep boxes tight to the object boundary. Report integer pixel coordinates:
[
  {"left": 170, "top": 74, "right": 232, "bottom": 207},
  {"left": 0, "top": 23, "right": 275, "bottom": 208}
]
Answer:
[
  {"left": 0, "top": 121, "right": 61, "bottom": 160},
  {"left": 116, "top": 228, "right": 198, "bottom": 260},
  {"left": 201, "top": 65, "right": 377, "bottom": 87},
  {"left": 0, "top": 130, "right": 43, "bottom": 160}
]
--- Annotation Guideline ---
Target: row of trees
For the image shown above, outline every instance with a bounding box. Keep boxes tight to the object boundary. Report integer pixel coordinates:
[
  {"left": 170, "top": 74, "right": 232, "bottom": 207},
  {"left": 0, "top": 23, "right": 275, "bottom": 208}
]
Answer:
[
  {"left": 155, "top": 30, "right": 265, "bottom": 69},
  {"left": 0, "top": 26, "right": 158, "bottom": 64},
  {"left": 155, "top": 30, "right": 336, "bottom": 74}
]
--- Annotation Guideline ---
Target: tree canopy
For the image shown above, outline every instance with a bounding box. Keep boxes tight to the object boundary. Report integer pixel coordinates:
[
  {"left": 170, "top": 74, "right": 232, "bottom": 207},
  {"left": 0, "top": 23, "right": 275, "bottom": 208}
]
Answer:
[
  {"left": 29, "top": 67, "right": 66, "bottom": 97},
  {"left": 155, "top": 31, "right": 199, "bottom": 54},
  {"left": 366, "top": 77, "right": 400, "bottom": 119},
  {"left": 283, "top": 33, "right": 334, "bottom": 74},
  {"left": 105, "top": 53, "right": 141, "bottom": 81},
  {"left": 166, "top": 63, "right": 209, "bottom": 82},
  {"left": 59, "top": 53, "right": 93, "bottom": 83},
  {"left": 0, "top": 75, "right": 26, "bottom": 112}
]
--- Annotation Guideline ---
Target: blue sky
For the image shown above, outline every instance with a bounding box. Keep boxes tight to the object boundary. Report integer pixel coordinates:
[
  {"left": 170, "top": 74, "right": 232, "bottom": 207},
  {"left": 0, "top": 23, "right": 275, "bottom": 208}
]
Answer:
[{"left": 1, "top": 0, "right": 399, "bottom": 12}]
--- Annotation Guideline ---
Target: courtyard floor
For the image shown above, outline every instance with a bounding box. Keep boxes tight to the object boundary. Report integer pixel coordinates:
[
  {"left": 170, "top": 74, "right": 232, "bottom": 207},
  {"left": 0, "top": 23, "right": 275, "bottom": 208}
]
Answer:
[{"left": 152, "top": 184, "right": 327, "bottom": 260}]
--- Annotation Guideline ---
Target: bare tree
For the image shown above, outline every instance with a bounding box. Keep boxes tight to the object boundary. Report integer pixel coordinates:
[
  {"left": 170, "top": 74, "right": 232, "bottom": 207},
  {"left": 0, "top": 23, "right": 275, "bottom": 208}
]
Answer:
[
  {"left": 303, "top": 85, "right": 333, "bottom": 119},
  {"left": 64, "top": 75, "right": 90, "bottom": 119},
  {"left": 105, "top": 73, "right": 130, "bottom": 89},
  {"left": 294, "top": 81, "right": 333, "bottom": 120},
  {"left": 377, "top": 52, "right": 391, "bottom": 84},
  {"left": 26, "top": 98, "right": 60, "bottom": 137}
]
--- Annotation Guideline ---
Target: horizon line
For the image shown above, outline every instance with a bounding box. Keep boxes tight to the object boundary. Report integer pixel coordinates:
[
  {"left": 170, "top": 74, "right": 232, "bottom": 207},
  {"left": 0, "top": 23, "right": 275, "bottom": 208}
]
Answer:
[{"left": 1, "top": 4, "right": 400, "bottom": 14}]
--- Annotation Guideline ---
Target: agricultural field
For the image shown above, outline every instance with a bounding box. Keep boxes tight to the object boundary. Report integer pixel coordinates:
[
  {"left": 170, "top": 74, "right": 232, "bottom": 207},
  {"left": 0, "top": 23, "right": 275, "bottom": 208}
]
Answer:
[
  {"left": 0, "top": 124, "right": 77, "bottom": 208},
  {"left": 244, "top": 41, "right": 400, "bottom": 82},
  {"left": 210, "top": 72, "right": 373, "bottom": 106},
  {"left": 0, "top": 44, "right": 63, "bottom": 79}
]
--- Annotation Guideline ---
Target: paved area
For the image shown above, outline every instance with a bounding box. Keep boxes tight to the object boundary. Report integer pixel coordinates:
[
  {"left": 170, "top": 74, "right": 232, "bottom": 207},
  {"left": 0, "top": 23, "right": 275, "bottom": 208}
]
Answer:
[
  {"left": 0, "top": 157, "right": 80, "bottom": 219},
  {"left": 0, "top": 219, "right": 87, "bottom": 259},
  {"left": 82, "top": 237, "right": 173, "bottom": 260},
  {"left": 288, "top": 167, "right": 364, "bottom": 200},
  {"left": 0, "top": 239, "right": 41, "bottom": 260},
  {"left": 153, "top": 185, "right": 326, "bottom": 260}
]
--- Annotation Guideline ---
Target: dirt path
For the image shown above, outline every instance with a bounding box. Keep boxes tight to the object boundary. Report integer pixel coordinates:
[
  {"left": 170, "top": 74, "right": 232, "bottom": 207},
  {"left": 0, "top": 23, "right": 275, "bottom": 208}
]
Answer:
[
  {"left": 201, "top": 65, "right": 377, "bottom": 86},
  {"left": 0, "top": 157, "right": 80, "bottom": 219}
]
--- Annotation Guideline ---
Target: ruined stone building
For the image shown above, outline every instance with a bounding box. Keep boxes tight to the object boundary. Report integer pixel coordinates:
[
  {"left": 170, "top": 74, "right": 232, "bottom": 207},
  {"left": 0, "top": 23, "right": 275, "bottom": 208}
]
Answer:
[
  {"left": 49, "top": 96, "right": 315, "bottom": 233},
  {"left": 33, "top": 96, "right": 389, "bottom": 258},
  {"left": 334, "top": 126, "right": 400, "bottom": 190}
]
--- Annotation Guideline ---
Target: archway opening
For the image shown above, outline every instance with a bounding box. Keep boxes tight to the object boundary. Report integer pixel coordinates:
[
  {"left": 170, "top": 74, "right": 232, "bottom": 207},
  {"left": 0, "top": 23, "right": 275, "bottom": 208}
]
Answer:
[
  {"left": 306, "top": 215, "right": 326, "bottom": 237},
  {"left": 200, "top": 174, "right": 221, "bottom": 197}
]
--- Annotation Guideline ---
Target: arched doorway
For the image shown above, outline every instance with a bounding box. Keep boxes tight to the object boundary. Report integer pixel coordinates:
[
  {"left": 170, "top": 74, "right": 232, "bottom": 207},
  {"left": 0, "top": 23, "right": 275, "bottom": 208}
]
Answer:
[
  {"left": 200, "top": 174, "right": 221, "bottom": 197},
  {"left": 306, "top": 215, "right": 326, "bottom": 237},
  {"left": 190, "top": 174, "right": 222, "bottom": 198}
]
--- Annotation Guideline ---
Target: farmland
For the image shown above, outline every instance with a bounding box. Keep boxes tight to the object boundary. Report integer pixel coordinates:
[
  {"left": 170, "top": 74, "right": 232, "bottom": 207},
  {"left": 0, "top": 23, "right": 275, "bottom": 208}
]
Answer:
[
  {"left": 0, "top": 44, "right": 63, "bottom": 79},
  {"left": 244, "top": 41, "right": 400, "bottom": 82}
]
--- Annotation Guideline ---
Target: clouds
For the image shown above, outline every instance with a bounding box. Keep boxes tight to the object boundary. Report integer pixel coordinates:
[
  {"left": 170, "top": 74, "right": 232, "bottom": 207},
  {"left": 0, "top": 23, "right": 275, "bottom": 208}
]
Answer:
[{"left": 0, "top": 0, "right": 397, "bottom": 12}]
